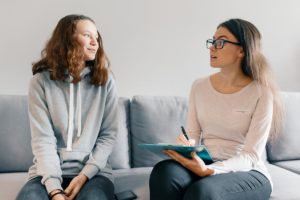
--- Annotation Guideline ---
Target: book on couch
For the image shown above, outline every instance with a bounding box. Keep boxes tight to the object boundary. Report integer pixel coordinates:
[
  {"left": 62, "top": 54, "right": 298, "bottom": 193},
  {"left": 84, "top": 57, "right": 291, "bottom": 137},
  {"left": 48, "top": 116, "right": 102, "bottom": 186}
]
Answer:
[{"left": 139, "top": 143, "right": 213, "bottom": 164}]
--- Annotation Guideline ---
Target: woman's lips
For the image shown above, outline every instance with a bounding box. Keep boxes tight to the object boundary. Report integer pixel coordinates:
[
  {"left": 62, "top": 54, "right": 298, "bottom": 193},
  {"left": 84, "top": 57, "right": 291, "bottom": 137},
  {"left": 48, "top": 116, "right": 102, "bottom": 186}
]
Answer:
[{"left": 87, "top": 48, "right": 97, "bottom": 53}]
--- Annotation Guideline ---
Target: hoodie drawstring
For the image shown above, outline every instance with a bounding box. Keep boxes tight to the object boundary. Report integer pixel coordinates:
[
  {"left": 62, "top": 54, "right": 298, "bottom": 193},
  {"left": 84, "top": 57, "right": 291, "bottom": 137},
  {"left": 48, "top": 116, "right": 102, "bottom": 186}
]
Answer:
[
  {"left": 66, "top": 80, "right": 82, "bottom": 151},
  {"left": 67, "top": 82, "right": 74, "bottom": 151},
  {"left": 76, "top": 82, "right": 82, "bottom": 137}
]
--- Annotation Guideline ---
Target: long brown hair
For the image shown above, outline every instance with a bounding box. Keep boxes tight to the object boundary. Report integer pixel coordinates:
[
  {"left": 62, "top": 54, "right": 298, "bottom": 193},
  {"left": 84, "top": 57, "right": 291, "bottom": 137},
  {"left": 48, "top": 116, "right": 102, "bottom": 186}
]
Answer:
[
  {"left": 218, "top": 18, "right": 283, "bottom": 140},
  {"left": 32, "top": 14, "right": 109, "bottom": 85}
]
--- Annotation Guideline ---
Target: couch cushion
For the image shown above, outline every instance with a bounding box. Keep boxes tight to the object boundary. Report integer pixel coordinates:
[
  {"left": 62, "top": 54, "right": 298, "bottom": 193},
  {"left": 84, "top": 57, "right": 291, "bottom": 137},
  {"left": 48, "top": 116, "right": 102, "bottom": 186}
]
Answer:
[
  {"left": 109, "top": 98, "right": 131, "bottom": 169},
  {"left": 267, "top": 92, "right": 300, "bottom": 162},
  {"left": 0, "top": 172, "right": 28, "bottom": 200},
  {"left": 0, "top": 169, "right": 153, "bottom": 200},
  {"left": 113, "top": 167, "right": 152, "bottom": 194},
  {"left": 0, "top": 95, "right": 33, "bottom": 172},
  {"left": 272, "top": 160, "right": 300, "bottom": 175},
  {"left": 267, "top": 163, "right": 300, "bottom": 199},
  {"left": 130, "top": 96, "right": 188, "bottom": 167}
]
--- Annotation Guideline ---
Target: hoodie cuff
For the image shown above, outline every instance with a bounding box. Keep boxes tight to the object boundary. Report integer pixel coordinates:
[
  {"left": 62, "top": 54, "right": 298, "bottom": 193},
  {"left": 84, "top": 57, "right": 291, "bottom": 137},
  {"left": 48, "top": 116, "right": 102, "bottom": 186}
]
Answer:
[
  {"left": 81, "top": 164, "right": 100, "bottom": 179},
  {"left": 44, "top": 178, "right": 63, "bottom": 194}
]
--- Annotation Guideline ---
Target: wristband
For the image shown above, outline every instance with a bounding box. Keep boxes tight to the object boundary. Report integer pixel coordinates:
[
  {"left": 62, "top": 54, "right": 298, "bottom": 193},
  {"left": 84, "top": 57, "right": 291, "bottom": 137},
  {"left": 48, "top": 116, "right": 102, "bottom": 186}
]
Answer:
[{"left": 50, "top": 190, "right": 65, "bottom": 199}]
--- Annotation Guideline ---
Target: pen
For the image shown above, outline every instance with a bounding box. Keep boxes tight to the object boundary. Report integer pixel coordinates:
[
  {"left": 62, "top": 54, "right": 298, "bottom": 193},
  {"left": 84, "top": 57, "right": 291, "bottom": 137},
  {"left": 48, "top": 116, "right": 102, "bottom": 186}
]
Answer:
[{"left": 181, "top": 126, "right": 189, "bottom": 141}]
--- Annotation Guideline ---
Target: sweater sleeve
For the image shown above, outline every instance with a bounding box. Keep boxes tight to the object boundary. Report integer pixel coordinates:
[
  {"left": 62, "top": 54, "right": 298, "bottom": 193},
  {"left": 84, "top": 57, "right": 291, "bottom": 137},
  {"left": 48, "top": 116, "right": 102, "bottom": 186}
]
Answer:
[
  {"left": 207, "top": 89, "right": 273, "bottom": 174},
  {"left": 28, "top": 74, "right": 62, "bottom": 193},
  {"left": 186, "top": 80, "right": 202, "bottom": 144},
  {"left": 81, "top": 76, "right": 118, "bottom": 179}
]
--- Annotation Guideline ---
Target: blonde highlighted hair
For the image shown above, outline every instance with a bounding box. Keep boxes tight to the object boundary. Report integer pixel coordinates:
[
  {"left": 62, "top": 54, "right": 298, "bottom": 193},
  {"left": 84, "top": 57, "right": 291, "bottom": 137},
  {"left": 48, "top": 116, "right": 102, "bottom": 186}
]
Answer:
[{"left": 218, "top": 18, "right": 283, "bottom": 140}]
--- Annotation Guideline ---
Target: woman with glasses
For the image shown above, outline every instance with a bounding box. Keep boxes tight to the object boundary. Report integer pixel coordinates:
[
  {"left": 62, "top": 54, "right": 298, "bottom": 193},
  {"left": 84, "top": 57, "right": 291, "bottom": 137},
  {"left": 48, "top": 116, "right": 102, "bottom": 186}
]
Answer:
[{"left": 150, "top": 18, "right": 283, "bottom": 200}]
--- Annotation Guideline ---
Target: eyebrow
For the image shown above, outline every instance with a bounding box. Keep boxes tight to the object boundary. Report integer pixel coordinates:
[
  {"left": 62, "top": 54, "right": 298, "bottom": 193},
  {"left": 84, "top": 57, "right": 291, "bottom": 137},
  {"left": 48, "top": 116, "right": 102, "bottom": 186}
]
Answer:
[
  {"left": 213, "top": 35, "right": 229, "bottom": 40},
  {"left": 82, "top": 30, "right": 98, "bottom": 35},
  {"left": 80, "top": 30, "right": 99, "bottom": 37}
]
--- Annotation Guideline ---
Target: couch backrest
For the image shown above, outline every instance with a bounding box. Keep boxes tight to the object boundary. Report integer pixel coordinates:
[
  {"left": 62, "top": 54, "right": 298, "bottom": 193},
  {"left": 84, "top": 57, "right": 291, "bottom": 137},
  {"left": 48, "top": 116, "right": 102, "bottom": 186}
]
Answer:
[
  {"left": 130, "top": 92, "right": 300, "bottom": 167},
  {"left": 0, "top": 95, "right": 131, "bottom": 172},
  {"left": 109, "top": 97, "right": 131, "bottom": 169},
  {"left": 1, "top": 92, "right": 300, "bottom": 171},
  {"left": 266, "top": 92, "right": 300, "bottom": 162},
  {"left": 0, "top": 95, "right": 33, "bottom": 172},
  {"left": 130, "top": 96, "right": 188, "bottom": 167}
]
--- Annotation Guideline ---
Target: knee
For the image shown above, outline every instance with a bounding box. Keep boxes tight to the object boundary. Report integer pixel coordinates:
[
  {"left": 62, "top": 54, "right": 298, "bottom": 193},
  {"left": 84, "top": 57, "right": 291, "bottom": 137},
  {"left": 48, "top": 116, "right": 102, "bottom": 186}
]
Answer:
[
  {"left": 150, "top": 160, "right": 180, "bottom": 186},
  {"left": 80, "top": 176, "right": 114, "bottom": 200},
  {"left": 184, "top": 179, "right": 220, "bottom": 200},
  {"left": 151, "top": 159, "right": 181, "bottom": 175},
  {"left": 16, "top": 190, "right": 48, "bottom": 200},
  {"left": 16, "top": 178, "right": 48, "bottom": 200}
]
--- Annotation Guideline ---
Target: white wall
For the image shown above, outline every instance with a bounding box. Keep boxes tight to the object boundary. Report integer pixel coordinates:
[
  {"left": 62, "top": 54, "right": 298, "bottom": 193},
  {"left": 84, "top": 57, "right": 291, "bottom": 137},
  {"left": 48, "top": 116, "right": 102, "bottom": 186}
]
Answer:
[{"left": 1, "top": 0, "right": 300, "bottom": 97}]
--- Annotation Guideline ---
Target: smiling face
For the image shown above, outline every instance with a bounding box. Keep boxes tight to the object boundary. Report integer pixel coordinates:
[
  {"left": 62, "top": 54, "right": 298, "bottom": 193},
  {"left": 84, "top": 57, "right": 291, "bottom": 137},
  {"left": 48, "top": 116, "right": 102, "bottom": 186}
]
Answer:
[
  {"left": 209, "top": 27, "right": 244, "bottom": 70},
  {"left": 75, "top": 19, "right": 99, "bottom": 61}
]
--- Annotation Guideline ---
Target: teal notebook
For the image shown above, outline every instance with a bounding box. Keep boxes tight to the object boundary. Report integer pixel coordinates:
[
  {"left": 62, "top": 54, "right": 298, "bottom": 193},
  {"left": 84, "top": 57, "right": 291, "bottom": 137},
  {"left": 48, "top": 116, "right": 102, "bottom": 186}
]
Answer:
[{"left": 139, "top": 143, "right": 213, "bottom": 164}]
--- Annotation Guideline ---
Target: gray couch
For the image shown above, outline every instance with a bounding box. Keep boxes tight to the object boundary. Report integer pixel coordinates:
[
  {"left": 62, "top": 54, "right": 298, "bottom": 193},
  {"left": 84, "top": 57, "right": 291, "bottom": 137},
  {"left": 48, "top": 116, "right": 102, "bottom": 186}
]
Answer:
[{"left": 1, "top": 93, "right": 300, "bottom": 200}]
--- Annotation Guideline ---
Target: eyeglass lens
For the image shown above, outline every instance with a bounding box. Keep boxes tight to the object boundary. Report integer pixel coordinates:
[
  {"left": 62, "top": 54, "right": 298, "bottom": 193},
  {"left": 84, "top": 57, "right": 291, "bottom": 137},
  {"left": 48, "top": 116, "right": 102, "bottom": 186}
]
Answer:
[{"left": 206, "top": 39, "right": 224, "bottom": 49}]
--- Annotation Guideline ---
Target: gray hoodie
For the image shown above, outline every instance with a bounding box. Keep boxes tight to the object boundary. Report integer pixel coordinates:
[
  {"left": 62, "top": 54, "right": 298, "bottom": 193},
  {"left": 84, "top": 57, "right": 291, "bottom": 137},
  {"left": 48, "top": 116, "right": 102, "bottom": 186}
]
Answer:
[{"left": 27, "top": 67, "right": 118, "bottom": 193}]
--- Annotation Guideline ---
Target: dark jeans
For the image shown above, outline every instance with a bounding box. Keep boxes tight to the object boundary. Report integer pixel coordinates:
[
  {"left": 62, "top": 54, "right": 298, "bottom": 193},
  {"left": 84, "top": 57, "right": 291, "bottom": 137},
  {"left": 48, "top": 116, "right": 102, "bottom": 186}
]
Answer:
[
  {"left": 150, "top": 160, "right": 272, "bottom": 200},
  {"left": 16, "top": 175, "right": 114, "bottom": 200}
]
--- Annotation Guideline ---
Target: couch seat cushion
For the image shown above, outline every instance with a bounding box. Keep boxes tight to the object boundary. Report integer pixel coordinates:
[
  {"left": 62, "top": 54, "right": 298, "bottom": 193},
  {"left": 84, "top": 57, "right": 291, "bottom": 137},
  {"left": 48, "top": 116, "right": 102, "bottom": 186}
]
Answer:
[
  {"left": 0, "top": 172, "right": 28, "bottom": 200},
  {"left": 272, "top": 160, "right": 300, "bottom": 175},
  {"left": 267, "top": 163, "right": 300, "bottom": 200}
]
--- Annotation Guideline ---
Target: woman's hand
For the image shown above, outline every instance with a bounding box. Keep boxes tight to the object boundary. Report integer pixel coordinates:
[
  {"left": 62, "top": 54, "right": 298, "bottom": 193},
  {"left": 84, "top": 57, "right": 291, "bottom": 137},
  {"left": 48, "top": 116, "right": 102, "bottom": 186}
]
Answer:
[
  {"left": 51, "top": 194, "right": 68, "bottom": 200},
  {"left": 164, "top": 150, "right": 214, "bottom": 177},
  {"left": 64, "top": 174, "right": 88, "bottom": 200},
  {"left": 49, "top": 189, "right": 69, "bottom": 200},
  {"left": 176, "top": 134, "right": 196, "bottom": 146}
]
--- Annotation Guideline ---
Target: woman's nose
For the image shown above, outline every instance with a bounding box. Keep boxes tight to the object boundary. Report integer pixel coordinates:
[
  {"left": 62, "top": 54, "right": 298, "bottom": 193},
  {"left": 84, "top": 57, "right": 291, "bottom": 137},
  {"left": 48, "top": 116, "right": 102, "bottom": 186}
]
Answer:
[
  {"left": 210, "top": 45, "right": 216, "bottom": 51},
  {"left": 90, "top": 36, "right": 98, "bottom": 46}
]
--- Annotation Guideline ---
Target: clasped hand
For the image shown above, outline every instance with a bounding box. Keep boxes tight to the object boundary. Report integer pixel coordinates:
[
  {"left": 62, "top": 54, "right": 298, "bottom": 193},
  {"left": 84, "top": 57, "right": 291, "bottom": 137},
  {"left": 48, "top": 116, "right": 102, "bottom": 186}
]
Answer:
[
  {"left": 164, "top": 134, "right": 214, "bottom": 177},
  {"left": 50, "top": 173, "right": 88, "bottom": 200}
]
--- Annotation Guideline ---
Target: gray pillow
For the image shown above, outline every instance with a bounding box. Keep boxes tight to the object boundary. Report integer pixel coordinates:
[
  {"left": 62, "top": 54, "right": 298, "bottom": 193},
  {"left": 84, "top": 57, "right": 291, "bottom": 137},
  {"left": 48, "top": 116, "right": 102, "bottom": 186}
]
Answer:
[
  {"left": 130, "top": 96, "right": 188, "bottom": 167},
  {"left": 267, "top": 92, "right": 300, "bottom": 162},
  {"left": 109, "top": 98, "right": 131, "bottom": 169},
  {"left": 0, "top": 95, "right": 33, "bottom": 172}
]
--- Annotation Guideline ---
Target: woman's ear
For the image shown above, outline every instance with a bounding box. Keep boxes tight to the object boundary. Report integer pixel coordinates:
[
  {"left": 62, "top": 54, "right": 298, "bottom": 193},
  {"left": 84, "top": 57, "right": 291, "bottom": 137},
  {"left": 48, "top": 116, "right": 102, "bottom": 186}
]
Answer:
[{"left": 238, "top": 47, "right": 244, "bottom": 58}]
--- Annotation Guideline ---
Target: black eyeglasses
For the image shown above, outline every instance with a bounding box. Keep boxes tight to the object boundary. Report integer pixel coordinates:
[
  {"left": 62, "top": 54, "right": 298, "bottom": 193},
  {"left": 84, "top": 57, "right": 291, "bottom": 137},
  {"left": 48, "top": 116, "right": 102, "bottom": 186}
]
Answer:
[{"left": 206, "top": 39, "right": 241, "bottom": 49}]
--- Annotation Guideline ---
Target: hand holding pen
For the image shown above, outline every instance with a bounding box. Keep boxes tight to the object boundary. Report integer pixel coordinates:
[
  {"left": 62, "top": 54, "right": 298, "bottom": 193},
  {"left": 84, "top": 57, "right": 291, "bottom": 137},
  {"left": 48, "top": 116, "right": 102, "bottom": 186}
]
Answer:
[
  {"left": 176, "top": 126, "right": 195, "bottom": 146},
  {"left": 181, "top": 126, "right": 189, "bottom": 140}
]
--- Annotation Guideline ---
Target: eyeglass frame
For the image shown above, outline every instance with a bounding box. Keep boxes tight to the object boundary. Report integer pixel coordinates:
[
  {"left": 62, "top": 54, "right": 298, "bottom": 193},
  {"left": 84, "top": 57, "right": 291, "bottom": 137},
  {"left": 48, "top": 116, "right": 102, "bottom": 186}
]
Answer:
[{"left": 206, "top": 39, "right": 241, "bottom": 49}]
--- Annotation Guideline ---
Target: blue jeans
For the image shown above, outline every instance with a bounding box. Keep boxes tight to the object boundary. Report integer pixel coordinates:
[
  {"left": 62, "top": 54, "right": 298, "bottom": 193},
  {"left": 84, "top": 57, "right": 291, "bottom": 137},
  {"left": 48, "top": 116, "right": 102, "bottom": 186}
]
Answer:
[
  {"left": 150, "top": 160, "right": 272, "bottom": 200},
  {"left": 16, "top": 175, "right": 114, "bottom": 200}
]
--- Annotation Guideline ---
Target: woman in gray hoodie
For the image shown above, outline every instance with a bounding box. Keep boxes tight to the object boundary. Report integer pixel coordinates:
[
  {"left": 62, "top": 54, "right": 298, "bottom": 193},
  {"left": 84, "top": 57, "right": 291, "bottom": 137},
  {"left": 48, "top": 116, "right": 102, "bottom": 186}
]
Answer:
[{"left": 16, "top": 14, "right": 118, "bottom": 200}]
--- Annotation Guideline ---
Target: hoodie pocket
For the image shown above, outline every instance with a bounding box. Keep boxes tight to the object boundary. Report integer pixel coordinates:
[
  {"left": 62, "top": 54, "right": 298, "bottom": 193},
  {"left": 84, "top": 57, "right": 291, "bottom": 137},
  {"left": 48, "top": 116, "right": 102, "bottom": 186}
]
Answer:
[{"left": 58, "top": 148, "right": 90, "bottom": 164}]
